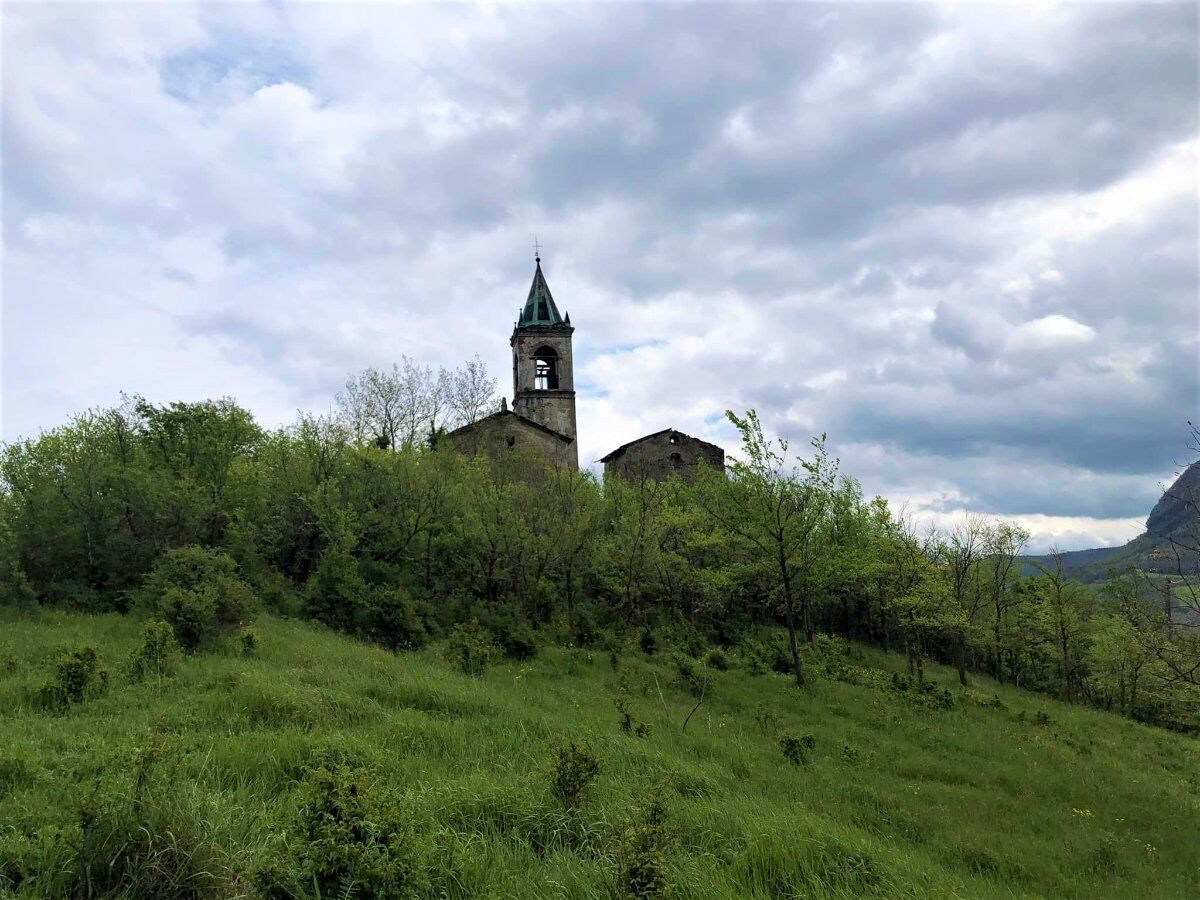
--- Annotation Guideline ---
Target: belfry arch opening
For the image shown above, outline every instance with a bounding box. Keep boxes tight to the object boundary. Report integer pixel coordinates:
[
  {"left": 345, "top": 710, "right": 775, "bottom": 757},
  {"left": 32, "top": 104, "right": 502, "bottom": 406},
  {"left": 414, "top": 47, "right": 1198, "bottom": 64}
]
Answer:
[{"left": 533, "top": 346, "right": 559, "bottom": 390}]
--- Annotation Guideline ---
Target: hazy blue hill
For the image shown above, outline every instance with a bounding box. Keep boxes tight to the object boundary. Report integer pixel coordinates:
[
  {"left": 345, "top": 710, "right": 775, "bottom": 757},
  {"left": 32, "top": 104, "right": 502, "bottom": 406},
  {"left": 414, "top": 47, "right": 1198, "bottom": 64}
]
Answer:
[{"left": 1024, "top": 461, "right": 1200, "bottom": 584}]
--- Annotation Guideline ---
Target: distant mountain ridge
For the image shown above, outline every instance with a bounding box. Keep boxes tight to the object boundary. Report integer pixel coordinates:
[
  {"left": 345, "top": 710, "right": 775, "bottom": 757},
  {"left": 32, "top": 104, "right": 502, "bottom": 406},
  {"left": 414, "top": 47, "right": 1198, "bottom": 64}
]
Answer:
[{"left": 1024, "top": 460, "right": 1200, "bottom": 583}]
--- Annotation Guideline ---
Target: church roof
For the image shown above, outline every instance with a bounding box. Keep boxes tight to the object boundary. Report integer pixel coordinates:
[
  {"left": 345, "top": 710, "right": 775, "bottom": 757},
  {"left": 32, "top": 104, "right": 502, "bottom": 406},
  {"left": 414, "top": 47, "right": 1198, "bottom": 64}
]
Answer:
[
  {"left": 517, "top": 258, "right": 567, "bottom": 327},
  {"left": 445, "top": 408, "right": 574, "bottom": 444}
]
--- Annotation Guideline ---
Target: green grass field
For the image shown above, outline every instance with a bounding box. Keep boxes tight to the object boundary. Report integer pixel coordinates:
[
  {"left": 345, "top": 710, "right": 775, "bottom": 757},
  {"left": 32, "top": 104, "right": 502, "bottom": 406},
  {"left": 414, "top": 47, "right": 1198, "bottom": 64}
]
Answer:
[{"left": 2, "top": 611, "right": 1197, "bottom": 898}]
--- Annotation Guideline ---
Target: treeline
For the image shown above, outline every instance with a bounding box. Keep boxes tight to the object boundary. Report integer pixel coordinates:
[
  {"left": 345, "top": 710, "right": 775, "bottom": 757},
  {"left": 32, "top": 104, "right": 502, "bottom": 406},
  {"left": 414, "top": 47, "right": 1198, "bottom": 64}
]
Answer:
[{"left": 1, "top": 388, "right": 1197, "bottom": 730}]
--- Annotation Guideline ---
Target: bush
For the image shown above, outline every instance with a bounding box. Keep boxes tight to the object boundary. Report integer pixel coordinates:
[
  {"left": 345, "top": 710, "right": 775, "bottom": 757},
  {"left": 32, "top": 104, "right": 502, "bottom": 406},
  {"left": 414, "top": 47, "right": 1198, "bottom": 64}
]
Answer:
[
  {"left": 742, "top": 634, "right": 792, "bottom": 676},
  {"left": 369, "top": 587, "right": 428, "bottom": 652},
  {"left": 890, "top": 672, "right": 954, "bottom": 711},
  {"left": 616, "top": 677, "right": 650, "bottom": 738},
  {"left": 780, "top": 733, "right": 815, "bottom": 766},
  {"left": 127, "top": 620, "right": 181, "bottom": 682},
  {"left": 140, "top": 547, "right": 255, "bottom": 651},
  {"left": 0, "top": 561, "right": 37, "bottom": 610},
  {"left": 551, "top": 741, "right": 600, "bottom": 809},
  {"left": 672, "top": 653, "right": 708, "bottom": 698},
  {"left": 639, "top": 629, "right": 659, "bottom": 656},
  {"left": 255, "top": 760, "right": 430, "bottom": 900},
  {"left": 703, "top": 648, "right": 730, "bottom": 671},
  {"left": 618, "top": 793, "right": 671, "bottom": 897},
  {"left": 571, "top": 608, "right": 601, "bottom": 648},
  {"left": 237, "top": 626, "right": 259, "bottom": 657},
  {"left": 443, "top": 620, "right": 498, "bottom": 677},
  {"left": 38, "top": 647, "right": 107, "bottom": 711},
  {"left": 480, "top": 605, "right": 538, "bottom": 660}
]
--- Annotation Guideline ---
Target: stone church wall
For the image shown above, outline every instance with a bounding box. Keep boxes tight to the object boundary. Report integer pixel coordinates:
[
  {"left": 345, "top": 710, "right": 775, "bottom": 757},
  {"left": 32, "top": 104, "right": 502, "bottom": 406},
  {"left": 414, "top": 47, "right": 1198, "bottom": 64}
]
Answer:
[{"left": 603, "top": 430, "right": 724, "bottom": 483}]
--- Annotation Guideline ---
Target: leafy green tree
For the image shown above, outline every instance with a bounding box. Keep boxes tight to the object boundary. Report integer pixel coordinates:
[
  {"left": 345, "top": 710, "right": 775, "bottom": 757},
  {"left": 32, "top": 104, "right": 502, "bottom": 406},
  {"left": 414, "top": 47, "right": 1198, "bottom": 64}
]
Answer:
[{"left": 700, "top": 410, "right": 837, "bottom": 687}]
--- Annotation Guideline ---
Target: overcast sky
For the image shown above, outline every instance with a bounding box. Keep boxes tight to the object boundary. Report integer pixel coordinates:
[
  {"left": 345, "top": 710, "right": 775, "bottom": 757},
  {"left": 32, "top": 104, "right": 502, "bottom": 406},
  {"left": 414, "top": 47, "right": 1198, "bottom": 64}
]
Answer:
[{"left": 3, "top": 2, "right": 1197, "bottom": 553}]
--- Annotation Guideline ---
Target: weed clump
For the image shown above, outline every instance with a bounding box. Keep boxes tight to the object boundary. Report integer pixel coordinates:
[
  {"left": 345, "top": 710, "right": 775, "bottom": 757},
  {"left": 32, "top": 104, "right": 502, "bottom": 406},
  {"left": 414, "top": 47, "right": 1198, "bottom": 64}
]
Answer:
[
  {"left": 237, "top": 625, "right": 259, "bottom": 657},
  {"left": 256, "top": 760, "right": 430, "bottom": 900},
  {"left": 551, "top": 740, "right": 600, "bottom": 809},
  {"left": 127, "top": 620, "right": 181, "bottom": 682},
  {"left": 37, "top": 647, "right": 107, "bottom": 711},
  {"left": 616, "top": 677, "right": 650, "bottom": 738},
  {"left": 443, "top": 620, "right": 498, "bottom": 676},
  {"left": 617, "top": 792, "right": 671, "bottom": 897},
  {"left": 890, "top": 672, "right": 955, "bottom": 710},
  {"left": 780, "top": 733, "right": 816, "bottom": 766}
]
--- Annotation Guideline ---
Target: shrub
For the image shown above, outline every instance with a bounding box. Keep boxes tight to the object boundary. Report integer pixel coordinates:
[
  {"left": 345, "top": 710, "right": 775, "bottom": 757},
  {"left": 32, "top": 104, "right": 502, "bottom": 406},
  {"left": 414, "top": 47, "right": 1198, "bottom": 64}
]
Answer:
[
  {"left": 890, "top": 672, "right": 954, "bottom": 711},
  {"left": 255, "top": 761, "right": 430, "bottom": 900},
  {"left": 780, "top": 733, "right": 815, "bottom": 766},
  {"left": 369, "top": 587, "right": 428, "bottom": 652},
  {"left": 617, "top": 793, "right": 671, "bottom": 897},
  {"left": 551, "top": 741, "right": 600, "bottom": 809},
  {"left": 127, "top": 620, "right": 181, "bottom": 682},
  {"left": 754, "top": 704, "right": 781, "bottom": 737},
  {"left": 571, "top": 608, "right": 601, "bottom": 648},
  {"left": 742, "top": 634, "right": 792, "bottom": 676},
  {"left": 140, "top": 547, "right": 255, "bottom": 650},
  {"left": 237, "top": 626, "right": 259, "bottom": 657},
  {"left": 703, "top": 648, "right": 730, "bottom": 671},
  {"left": 672, "top": 653, "right": 708, "bottom": 698},
  {"left": 0, "top": 561, "right": 37, "bottom": 610},
  {"left": 443, "top": 620, "right": 498, "bottom": 677},
  {"left": 38, "top": 647, "right": 107, "bottom": 711},
  {"left": 639, "top": 629, "right": 659, "bottom": 656},
  {"left": 480, "top": 605, "right": 538, "bottom": 660},
  {"left": 616, "top": 677, "right": 650, "bottom": 738}
]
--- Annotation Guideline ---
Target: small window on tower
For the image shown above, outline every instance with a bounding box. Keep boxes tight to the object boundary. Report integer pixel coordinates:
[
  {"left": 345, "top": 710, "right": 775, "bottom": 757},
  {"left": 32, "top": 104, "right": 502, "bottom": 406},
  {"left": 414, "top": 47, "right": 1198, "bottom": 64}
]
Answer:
[
  {"left": 669, "top": 452, "right": 683, "bottom": 467},
  {"left": 533, "top": 346, "right": 559, "bottom": 390}
]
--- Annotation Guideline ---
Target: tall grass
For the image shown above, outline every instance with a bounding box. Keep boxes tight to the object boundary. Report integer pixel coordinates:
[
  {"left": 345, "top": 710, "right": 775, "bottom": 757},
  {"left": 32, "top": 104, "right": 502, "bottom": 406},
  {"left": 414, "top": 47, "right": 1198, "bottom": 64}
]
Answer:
[{"left": 1, "top": 609, "right": 1197, "bottom": 898}]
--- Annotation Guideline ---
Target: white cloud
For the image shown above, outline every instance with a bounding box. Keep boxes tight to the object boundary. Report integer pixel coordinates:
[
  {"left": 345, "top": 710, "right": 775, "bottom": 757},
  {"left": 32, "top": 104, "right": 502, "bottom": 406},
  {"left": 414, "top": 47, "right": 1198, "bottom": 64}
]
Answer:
[{"left": 2, "top": 2, "right": 1195, "bottom": 551}]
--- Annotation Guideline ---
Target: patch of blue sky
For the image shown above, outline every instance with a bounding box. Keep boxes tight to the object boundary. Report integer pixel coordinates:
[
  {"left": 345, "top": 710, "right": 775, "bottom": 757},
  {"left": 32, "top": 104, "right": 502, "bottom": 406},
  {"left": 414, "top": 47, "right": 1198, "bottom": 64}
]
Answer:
[
  {"left": 158, "top": 32, "right": 312, "bottom": 105},
  {"left": 592, "top": 339, "right": 664, "bottom": 355}
]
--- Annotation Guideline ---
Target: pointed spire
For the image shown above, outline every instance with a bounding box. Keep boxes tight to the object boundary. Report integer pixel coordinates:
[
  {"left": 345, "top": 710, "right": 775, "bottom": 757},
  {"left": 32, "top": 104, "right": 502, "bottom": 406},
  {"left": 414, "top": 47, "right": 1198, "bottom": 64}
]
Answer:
[{"left": 517, "top": 257, "right": 565, "bottom": 326}]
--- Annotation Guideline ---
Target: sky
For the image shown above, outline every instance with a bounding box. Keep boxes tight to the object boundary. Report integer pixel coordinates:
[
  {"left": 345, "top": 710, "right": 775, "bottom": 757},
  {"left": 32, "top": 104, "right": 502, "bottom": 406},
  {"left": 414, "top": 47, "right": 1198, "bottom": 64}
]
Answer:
[{"left": 2, "top": 2, "right": 1197, "bottom": 554}]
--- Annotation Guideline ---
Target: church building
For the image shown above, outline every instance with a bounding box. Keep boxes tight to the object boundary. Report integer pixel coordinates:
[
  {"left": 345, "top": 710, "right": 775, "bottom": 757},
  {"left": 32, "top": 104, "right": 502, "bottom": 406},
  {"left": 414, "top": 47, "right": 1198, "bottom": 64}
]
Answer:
[
  {"left": 446, "top": 255, "right": 578, "bottom": 469},
  {"left": 446, "top": 255, "right": 723, "bottom": 480}
]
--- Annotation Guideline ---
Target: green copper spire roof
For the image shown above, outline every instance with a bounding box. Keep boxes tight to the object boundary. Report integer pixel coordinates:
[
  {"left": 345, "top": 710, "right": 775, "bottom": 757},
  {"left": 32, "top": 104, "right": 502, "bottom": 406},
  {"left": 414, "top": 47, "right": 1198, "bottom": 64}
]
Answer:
[{"left": 517, "top": 258, "right": 566, "bottom": 327}]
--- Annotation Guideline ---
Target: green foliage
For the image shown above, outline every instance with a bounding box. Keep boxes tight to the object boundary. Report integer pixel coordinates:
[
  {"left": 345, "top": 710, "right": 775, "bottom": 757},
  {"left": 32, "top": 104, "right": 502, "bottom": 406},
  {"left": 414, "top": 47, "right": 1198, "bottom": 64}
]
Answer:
[
  {"left": 550, "top": 740, "right": 600, "bottom": 809},
  {"left": 779, "top": 732, "right": 816, "bottom": 766},
  {"left": 702, "top": 647, "right": 730, "bottom": 671},
  {"left": 237, "top": 626, "right": 259, "bottom": 657},
  {"left": 479, "top": 603, "right": 538, "bottom": 660},
  {"left": 443, "top": 620, "right": 498, "bottom": 676},
  {"left": 2, "top": 394, "right": 1196, "bottom": 730},
  {"left": 1, "top": 613, "right": 1198, "bottom": 898},
  {"left": 617, "top": 792, "right": 671, "bottom": 898},
  {"left": 639, "top": 629, "right": 659, "bottom": 656},
  {"left": 256, "top": 760, "right": 430, "bottom": 899},
  {"left": 672, "top": 652, "right": 709, "bottom": 698},
  {"left": 37, "top": 647, "right": 107, "bottom": 711},
  {"left": 126, "top": 620, "right": 181, "bottom": 682},
  {"left": 140, "top": 546, "right": 255, "bottom": 650}
]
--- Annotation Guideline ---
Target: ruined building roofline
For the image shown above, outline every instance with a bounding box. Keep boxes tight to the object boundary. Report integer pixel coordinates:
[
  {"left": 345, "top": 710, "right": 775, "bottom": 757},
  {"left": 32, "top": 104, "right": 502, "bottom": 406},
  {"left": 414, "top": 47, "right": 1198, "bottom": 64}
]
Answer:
[
  {"left": 445, "top": 408, "right": 574, "bottom": 444},
  {"left": 600, "top": 427, "right": 724, "bottom": 463}
]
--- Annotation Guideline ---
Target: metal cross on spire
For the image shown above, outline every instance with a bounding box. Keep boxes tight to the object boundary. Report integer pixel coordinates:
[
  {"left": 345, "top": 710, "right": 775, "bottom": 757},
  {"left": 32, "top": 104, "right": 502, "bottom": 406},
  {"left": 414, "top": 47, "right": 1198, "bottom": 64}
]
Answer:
[{"left": 533, "top": 236, "right": 542, "bottom": 263}]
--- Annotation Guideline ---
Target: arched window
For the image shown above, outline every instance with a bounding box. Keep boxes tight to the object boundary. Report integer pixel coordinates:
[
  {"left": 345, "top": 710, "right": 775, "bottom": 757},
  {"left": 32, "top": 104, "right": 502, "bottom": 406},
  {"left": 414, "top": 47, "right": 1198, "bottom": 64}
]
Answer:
[{"left": 534, "top": 346, "right": 559, "bottom": 390}]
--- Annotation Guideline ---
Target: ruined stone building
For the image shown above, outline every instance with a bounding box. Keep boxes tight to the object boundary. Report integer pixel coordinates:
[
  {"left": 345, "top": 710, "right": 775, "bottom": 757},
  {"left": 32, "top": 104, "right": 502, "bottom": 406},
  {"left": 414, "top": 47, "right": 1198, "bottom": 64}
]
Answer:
[
  {"left": 447, "top": 257, "right": 724, "bottom": 481},
  {"left": 601, "top": 428, "right": 724, "bottom": 483}
]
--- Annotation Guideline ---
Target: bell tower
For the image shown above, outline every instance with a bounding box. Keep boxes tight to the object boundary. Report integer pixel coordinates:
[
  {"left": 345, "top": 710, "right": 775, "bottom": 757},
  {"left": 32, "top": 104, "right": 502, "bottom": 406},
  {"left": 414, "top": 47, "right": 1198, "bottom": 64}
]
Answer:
[{"left": 511, "top": 254, "right": 577, "bottom": 467}]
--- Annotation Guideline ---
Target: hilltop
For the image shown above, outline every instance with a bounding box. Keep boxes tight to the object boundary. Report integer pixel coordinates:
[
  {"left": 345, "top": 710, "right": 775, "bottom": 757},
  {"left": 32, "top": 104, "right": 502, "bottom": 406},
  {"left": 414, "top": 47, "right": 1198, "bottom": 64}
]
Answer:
[
  {"left": 1, "top": 610, "right": 1197, "bottom": 898},
  {"left": 1025, "top": 461, "right": 1200, "bottom": 584}
]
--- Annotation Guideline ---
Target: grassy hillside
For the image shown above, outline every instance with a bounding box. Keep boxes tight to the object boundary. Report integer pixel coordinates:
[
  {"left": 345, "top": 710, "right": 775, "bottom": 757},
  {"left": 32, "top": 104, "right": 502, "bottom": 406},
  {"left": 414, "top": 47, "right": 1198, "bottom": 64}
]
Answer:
[{"left": 2, "top": 612, "right": 1198, "bottom": 899}]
